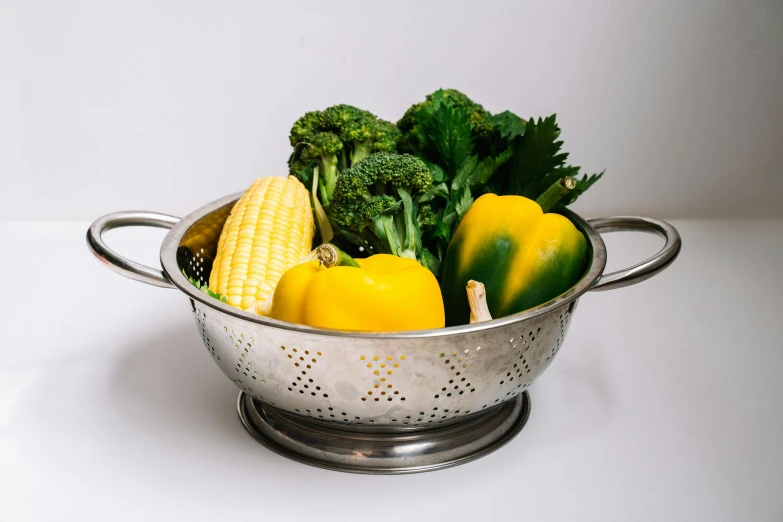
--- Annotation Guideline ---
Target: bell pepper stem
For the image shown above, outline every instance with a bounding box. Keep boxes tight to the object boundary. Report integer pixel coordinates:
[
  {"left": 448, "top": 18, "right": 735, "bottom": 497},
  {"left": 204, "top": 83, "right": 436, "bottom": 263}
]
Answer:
[
  {"left": 316, "top": 243, "right": 361, "bottom": 269},
  {"left": 467, "top": 280, "right": 493, "bottom": 323},
  {"left": 536, "top": 176, "right": 576, "bottom": 213}
]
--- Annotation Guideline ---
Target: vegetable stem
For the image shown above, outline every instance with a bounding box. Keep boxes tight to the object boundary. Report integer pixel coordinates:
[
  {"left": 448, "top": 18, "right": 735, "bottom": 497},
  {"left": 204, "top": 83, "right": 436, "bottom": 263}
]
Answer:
[
  {"left": 311, "top": 166, "right": 334, "bottom": 243},
  {"left": 321, "top": 155, "right": 339, "bottom": 204},
  {"left": 316, "top": 243, "right": 361, "bottom": 268},
  {"left": 467, "top": 280, "right": 493, "bottom": 323},
  {"left": 535, "top": 176, "right": 576, "bottom": 213}
]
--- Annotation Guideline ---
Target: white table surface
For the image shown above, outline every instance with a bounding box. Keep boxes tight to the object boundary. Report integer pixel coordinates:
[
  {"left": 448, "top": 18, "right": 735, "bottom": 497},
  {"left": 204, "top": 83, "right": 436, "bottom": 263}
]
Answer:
[{"left": 1, "top": 219, "right": 781, "bottom": 521}]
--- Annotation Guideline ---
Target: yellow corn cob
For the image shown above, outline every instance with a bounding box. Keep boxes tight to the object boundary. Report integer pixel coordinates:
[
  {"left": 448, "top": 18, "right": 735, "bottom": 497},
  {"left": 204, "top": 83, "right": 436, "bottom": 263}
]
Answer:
[
  {"left": 209, "top": 175, "right": 315, "bottom": 311},
  {"left": 180, "top": 203, "right": 232, "bottom": 260}
]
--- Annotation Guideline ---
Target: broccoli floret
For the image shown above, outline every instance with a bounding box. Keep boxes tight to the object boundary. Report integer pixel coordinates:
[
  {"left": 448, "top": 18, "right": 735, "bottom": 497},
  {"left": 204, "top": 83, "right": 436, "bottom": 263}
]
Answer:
[
  {"left": 397, "top": 89, "right": 494, "bottom": 155},
  {"left": 331, "top": 153, "right": 432, "bottom": 260},
  {"left": 289, "top": 105, "right": 400, "bottom": 207},
  {"left": 356, "top": 195, "right": 398, "bottom": 229},
  {"left": 289, "top": 111, "right": 321, "bottom": 147},
  {"left": 417, "top": 204, "right": 437, "bottom": 230},
  {"left": 370, "top": 120, "right": 401, "bottom": 154},
  {"left": 438, "top": 89, "right": 494, "bottom": 139},
  {"left": 396, "top": 102, "right": 425, "bottom": 154}
]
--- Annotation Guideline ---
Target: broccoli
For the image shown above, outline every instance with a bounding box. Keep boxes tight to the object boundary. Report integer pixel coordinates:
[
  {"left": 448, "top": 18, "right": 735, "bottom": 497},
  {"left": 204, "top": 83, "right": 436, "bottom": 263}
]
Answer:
[
  {"left": 417, "top": 204, "right": 437, "bottom": 230},
  {"left": 397, "top": 89, "right": 495, "bottom": 156},
  {"left": 288, "top": 104, "right": 400, "bottom": 207},
  {"left": 330, "top": 153, "right": 432, "bottom": 260}
]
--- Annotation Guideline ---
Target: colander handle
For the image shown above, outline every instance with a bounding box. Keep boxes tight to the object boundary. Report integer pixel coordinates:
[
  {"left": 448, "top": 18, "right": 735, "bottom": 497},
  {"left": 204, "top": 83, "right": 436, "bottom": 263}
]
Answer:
[
  {"left": 87, "top": 211, "right": 180, "bottom": 289},
  {"left": 588, "top": 216, "right": 681, "bottom": 292}
]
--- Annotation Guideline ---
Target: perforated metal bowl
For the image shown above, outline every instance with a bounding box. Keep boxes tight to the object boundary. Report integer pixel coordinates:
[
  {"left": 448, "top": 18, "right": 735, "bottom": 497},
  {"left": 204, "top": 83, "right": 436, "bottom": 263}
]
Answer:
[{"left": 87, "top": 191, "right": 680, "bottom": 473}]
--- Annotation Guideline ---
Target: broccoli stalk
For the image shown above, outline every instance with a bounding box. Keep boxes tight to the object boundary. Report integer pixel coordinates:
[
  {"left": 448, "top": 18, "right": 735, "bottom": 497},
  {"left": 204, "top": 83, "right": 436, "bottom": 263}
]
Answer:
[
  {"left": 310, "top": 166, "right": 334, "bottom": 243},
  {"left": 297, "top": 132, "right": 342, "bottom": 207},
  {"left": 351, "top": 120, "right": 400, "bottom": 165},
  {"left": 330, "top": 153, "right": 432, "bottom": 261},
  {"left": 351, "top": 142, "right": 372, "bottom": 167},
  {"left": 371, "top": 189, "right": 418, "bottom": 259},
  {"left": 317, "top": 154, "right": 339, "bottom": 204}
]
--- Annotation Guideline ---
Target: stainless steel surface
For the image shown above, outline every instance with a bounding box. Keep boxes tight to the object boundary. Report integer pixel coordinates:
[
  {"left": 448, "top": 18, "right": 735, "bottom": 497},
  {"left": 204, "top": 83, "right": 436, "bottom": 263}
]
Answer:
[
  {"left": 588, "top": 216, "right": 682, "bottom": 292},
  {"left": 87, "top": 192, "right": 681, "bottom": 473},
  {"left": 87, "top": 211, "right": 180, "bottom": 288},
  {"left": 237, "top": 391, "right": 531, "bottom": 474},
  {"left": 187, "top": 293, "right": 572, "bottom": 428}
]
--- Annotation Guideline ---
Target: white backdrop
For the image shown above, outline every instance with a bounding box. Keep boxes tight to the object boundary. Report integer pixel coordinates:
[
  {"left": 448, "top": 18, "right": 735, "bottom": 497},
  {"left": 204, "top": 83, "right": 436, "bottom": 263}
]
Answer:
[{"left": 2, "top": 0, "right": 782, "bottom": 220}]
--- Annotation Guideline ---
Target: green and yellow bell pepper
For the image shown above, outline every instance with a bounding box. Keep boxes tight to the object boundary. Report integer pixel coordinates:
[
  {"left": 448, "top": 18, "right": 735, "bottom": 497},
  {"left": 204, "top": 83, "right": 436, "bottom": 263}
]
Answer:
[{"left": 440, "top": 190, "right": 587, "bottom": 326}]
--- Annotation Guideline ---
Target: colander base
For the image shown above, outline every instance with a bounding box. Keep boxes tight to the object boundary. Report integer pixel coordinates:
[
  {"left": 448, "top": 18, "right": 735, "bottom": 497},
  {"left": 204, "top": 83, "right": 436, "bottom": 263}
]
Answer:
[{"left": 237, "top": 391, "right": 531, "bottom": 474}]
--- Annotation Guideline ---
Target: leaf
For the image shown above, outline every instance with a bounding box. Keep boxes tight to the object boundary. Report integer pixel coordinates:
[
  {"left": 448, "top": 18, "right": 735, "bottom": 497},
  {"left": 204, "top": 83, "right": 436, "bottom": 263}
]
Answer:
[
  {"left": 467, "top": 147, "right": 513, "bottom": 188},
  {"left": 442, "top": 210, "right": 458, "bottom": 227},
  {"left": 454, "top": 186, "right": 474, "bottom": 219},
  {"left": 481, "top": 176, "right": 503, "bottom": 196},
  {"left": 450, "top": 147, "right": 511, "bottom": 195},
  {"left": 558, "top": 170, "right": 605, "bottom": 207},
  {"left": 441, "top": 149, "right": 508, "bottom": 234},
  {"left": 182, "top": 269, "right": 226, "bottom": 302},
  {"left": 206, "top": 287, "right": 224, "bottom": 300},
  {"left": 421, "top": 158, "right": 447, "bottom": 183},
  {"left": 417, "top": 182, "right": 449, "bottom": 204},
  {"left": 288, "top": 149, "right": 313, "bottom": 188},
  {"left": 436, "top": 241, "right": 446, "bottom": 263},
  {"left": 491, "top": 111, "right": 526, "bottom": 140},
  {"left": 450, "top": 155, "right": 479, "bottom": 193},
  {"left": 421, "top": 248, "right": 442, "bottom": 277},
  {"left": 416, "top": 97, "right": 475, "bottom": 177},
  {"left": 430, "top": 221, "right": 452, "bottom": 244},
  {"left": 507, "top": 114, "right": 569, "bottom": 198}
]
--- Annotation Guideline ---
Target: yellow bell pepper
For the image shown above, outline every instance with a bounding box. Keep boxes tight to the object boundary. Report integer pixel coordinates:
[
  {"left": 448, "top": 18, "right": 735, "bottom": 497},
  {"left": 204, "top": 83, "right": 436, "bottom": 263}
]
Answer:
[
  {"left": 441, "top": 183, "right": 586, "bottom": 326},
  {"left": 269, "top": 251, "right": 445, "bottom": 332}
]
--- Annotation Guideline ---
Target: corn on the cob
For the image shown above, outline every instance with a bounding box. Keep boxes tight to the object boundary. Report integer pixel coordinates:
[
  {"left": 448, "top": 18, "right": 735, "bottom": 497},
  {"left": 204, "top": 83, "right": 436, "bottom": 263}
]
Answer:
[
  {"left": 178, "top": 203, "right": 233, "bottom": 285},
  {"left": 208, "top": 175, "right": 315, "bottom": 311},
  {"left": 180, "top": 203, "right": 233, "bottom": 259}
]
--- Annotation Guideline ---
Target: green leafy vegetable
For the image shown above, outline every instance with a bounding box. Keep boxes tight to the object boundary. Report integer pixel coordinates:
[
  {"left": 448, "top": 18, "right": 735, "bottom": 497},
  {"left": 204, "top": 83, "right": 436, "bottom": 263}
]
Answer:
[
  {"left": 282, "top": 88, "right": 603, "bottom": 277},
  {"left": 559, "top": 171, "right": 605, "bottom": 207},
  {"left": 395, "top": 90, "right": 603, "bottom": 276},
  {"left": 396, "top": 89, "right": 519, "bottom": 275},
  {"left": 504, "top": 115, "right": 568, "bottom": 198},
  {"left": 420, "top": 248, "right": 442, "bottom": 276},
  {"left": 497, "top": 114, "right": 602, "bottom": 211},
  {"left": 490, "top": 111, "right": 527, "bottom": 141},
  {"left": 416, "top": 97, "right": 475, "bottom": 177},
  {"left": 417, "top": 182, "right": 449, "bottom": 204},
  {"left": 466, "top": 149, "right": 514, "bottom": 188},
  {"left": 454, "top": 186, "right": 474, "bottom": 219},
  {"left": 182, "top": 270, "right": 227, "bottom": 302},
  {"left": 398, "top": 88, "right": 495, "bottom": 158}
]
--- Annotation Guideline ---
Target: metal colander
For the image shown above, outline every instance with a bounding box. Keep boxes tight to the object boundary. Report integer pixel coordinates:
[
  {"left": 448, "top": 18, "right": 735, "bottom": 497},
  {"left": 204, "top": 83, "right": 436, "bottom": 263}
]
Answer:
[{"left": 87, "top": 191, "right": 680, "bottom": 473}]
